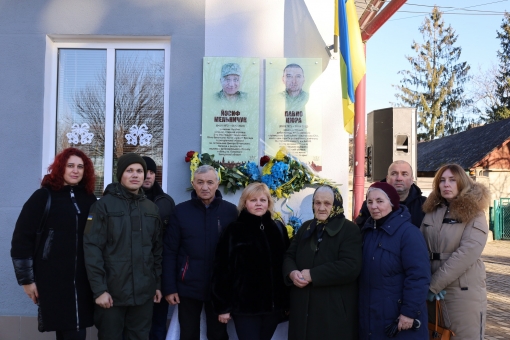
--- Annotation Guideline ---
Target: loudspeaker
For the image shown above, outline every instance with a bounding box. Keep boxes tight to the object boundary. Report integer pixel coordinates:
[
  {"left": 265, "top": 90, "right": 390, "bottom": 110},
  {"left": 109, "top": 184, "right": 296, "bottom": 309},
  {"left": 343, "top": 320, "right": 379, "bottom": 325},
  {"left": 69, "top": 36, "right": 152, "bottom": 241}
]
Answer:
[{"left": 366, "top": 107, "right": 417, "bottom": 182}]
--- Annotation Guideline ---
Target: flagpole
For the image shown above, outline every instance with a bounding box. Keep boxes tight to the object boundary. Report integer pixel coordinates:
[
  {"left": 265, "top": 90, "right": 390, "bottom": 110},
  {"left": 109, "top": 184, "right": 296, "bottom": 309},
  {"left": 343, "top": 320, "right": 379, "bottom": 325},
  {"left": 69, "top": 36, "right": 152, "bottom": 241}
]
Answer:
[{"left": 352, "top": 43, "right": 366, "bottom": 220}]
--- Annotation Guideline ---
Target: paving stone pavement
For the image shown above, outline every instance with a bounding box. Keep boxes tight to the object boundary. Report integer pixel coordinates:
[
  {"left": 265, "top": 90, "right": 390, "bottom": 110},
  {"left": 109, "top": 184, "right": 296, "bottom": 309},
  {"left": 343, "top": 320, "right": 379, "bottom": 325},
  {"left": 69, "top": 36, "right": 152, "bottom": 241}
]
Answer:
[{"left": 483, "top": 240, "right": 510, "bottom": 339}]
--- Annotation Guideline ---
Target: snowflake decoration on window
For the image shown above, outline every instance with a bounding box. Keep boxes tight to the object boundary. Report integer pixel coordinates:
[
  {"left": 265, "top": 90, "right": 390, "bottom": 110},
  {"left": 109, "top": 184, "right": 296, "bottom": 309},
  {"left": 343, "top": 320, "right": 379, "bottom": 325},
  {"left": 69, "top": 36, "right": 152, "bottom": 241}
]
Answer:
[
  {"left": 125, "top": 124, "right": 152, "bottom": 146},
  {"left": 67, "top": 123, "right": 94, "bottom": 145}
]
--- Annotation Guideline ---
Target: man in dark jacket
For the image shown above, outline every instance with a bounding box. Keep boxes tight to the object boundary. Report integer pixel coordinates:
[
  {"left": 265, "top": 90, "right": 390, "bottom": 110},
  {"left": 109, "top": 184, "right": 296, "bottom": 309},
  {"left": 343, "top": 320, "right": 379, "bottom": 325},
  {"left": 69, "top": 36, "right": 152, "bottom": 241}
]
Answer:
[
  {"left": 355, "top": 160, "right": 427, "bottom": 228},
  {"left": 84, "top": 153, "right": 163, "bottom": 339},
  {"left": 142, "top": 156, "right": 176, "bottom": 340},
  {"left": 162, "top": 165, "right": 238, "bottom": 340}
]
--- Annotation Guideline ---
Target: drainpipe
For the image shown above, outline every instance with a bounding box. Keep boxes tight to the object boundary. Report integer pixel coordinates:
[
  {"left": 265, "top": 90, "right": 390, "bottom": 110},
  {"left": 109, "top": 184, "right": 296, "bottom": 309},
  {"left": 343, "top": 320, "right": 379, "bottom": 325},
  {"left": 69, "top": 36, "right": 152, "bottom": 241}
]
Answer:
[
  {"left": 352, "top": 0, "right": 407, "bottom": 219},
  {"left": 352, "top": 44, "right": 366, "bottom": 219}
]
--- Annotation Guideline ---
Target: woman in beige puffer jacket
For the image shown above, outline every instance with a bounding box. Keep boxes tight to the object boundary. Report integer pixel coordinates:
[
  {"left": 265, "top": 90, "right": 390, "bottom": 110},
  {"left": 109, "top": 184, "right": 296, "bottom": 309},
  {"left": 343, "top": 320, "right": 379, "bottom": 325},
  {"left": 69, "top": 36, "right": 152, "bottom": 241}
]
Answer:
[{"left": 421, "top": 164, "right": 490, "bottom": 340}]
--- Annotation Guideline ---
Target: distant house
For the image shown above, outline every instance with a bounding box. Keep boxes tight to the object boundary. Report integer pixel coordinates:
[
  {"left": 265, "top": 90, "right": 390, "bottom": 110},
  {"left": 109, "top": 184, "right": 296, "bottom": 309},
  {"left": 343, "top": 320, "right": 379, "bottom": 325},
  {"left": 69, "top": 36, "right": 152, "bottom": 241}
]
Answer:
[{"left": 417, "top": 118, "right": 510, "bottom": 205}]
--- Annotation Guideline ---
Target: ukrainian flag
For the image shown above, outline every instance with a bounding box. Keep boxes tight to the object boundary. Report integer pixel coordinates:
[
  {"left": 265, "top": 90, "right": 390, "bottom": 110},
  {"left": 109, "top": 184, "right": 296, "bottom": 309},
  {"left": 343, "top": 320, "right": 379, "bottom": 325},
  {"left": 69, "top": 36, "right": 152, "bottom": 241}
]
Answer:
[{"left": 335, "top": 0, "right": 366, "bottom": 134}]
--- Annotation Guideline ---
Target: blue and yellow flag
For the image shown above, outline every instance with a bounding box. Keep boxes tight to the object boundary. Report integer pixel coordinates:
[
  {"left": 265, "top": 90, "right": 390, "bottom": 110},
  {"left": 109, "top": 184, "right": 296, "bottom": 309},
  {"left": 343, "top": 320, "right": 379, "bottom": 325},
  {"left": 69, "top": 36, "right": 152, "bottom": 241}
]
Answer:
[{"left": 335, "top": 0, "right": 366, "bottom": 134}]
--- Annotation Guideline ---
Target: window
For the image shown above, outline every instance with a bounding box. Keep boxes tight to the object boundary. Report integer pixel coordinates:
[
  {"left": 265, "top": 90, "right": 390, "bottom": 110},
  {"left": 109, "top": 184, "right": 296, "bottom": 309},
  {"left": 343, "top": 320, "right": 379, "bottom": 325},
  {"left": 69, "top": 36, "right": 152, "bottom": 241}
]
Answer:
[{"left": 43, "top": 38, "right": 170, "bottom": 196}]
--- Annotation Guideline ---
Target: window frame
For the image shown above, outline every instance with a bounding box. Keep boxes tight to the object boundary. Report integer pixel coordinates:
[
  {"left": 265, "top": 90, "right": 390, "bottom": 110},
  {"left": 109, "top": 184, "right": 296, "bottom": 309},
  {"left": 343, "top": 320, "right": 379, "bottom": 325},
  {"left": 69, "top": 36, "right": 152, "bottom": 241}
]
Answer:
[{"left": 43, "top": 36, "right": 171, "bottom": 191}]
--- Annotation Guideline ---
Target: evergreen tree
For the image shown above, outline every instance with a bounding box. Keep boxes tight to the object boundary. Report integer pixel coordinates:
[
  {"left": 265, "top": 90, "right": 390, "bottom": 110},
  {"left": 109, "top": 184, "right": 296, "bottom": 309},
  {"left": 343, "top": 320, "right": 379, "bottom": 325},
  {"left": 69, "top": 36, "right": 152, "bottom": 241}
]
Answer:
[
  {"left": 487, "top": 12, "right": 510, "bottom": 122},
  {"left": 393, "top": 7, "right": 471, "bottom": 141}
]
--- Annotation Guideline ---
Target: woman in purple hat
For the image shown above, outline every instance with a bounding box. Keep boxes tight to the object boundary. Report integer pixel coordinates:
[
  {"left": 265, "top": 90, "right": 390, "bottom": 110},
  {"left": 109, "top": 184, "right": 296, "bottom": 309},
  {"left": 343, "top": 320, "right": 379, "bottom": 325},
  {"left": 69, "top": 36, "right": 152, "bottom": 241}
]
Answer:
[{"left": 358, "top": 182, "right": 430, "bottom": 339}]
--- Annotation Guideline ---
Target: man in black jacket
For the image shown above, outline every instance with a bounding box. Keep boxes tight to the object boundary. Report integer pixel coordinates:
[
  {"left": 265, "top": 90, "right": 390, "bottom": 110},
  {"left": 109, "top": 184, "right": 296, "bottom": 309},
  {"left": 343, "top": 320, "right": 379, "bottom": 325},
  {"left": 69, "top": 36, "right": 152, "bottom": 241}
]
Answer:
[
  {"left": 355, "top": 160, "right": 427, "bottom": 228},
  {"left": 162, "top": 165, "right": 238, "bottom": 340},
  {"left": 142, "top": 156, "right": 176, "bottom": 340}
]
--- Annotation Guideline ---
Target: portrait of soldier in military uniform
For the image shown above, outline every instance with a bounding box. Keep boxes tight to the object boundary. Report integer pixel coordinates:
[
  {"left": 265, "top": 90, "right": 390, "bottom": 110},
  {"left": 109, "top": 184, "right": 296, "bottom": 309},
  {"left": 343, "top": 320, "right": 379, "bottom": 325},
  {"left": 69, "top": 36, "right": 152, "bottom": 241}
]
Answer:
[
  {"left": 215, "top": 63, "right": 248, "bottom": 102},
  {"left": 281, "top": 63, "right": 309, "bottom": 111}
]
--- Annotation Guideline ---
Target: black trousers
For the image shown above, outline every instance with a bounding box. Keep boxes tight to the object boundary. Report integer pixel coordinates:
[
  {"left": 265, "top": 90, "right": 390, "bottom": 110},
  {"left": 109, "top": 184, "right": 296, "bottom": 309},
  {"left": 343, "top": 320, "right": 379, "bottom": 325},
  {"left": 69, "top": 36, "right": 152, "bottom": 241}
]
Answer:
[
  {"left": 232, "top": 311, "right": 281, "bottom": 340},
  {"left": 149, "top": 298, "right": 170, "bottom": 340},
  {"left": 94, "top": 298, "right": 154, "bottom": 340},
  {"left": 178, "top": 296, "right": 228, "bottom": 340},
  {"left": 55, "top": 329, "right": 86, "bottom": 340}
]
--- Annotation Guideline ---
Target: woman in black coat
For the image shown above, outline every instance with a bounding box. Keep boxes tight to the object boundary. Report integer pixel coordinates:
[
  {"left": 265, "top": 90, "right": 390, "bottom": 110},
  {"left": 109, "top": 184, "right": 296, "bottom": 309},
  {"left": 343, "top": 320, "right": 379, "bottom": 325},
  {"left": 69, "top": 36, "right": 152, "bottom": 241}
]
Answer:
[
  {"left": 11, "top": 148, "right": 97, "bottom": 340},
  {"left": 282, "top": 185, "right": 362, "bottom": 340},
  {"left": 211, "top": 182, "right": 290, "bottom": 340}
]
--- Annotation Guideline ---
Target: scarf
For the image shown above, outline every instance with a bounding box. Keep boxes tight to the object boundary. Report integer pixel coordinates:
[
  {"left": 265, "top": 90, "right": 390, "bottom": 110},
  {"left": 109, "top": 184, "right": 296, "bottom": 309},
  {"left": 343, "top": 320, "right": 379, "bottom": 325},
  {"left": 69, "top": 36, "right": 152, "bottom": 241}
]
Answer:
[{"left": 303, "top": 185, "right": 344, "bottom": 240}]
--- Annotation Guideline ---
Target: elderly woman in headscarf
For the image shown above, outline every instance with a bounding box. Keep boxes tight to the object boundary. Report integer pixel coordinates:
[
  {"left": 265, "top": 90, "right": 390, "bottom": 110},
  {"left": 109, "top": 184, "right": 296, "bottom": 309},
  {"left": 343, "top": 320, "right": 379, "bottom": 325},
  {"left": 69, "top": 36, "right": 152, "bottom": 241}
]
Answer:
[
  {"left": 282, "top": 185, "right": 362, "bottom": 340},
  {"left": 359, "top": 182, "right": 430, "bottom": 339}
]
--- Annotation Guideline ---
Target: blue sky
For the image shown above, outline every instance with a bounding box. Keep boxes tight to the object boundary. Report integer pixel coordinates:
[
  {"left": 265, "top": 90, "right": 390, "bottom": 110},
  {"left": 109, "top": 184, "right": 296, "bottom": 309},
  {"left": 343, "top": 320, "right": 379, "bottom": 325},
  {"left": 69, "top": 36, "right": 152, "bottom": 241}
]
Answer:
[{"left": 365, "top": 0, "right": 509, "bottom": 114}]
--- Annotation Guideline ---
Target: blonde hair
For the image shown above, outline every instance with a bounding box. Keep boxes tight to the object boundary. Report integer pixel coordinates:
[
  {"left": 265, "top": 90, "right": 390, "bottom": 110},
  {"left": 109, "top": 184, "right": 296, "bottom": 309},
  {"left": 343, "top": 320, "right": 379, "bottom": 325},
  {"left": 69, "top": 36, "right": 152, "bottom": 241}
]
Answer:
[
  {"left": 238, "top": 182, "right": 275, "bottom": 216},
  {"left": 432, "top": 163, "right": 472, "bottom": 199}
]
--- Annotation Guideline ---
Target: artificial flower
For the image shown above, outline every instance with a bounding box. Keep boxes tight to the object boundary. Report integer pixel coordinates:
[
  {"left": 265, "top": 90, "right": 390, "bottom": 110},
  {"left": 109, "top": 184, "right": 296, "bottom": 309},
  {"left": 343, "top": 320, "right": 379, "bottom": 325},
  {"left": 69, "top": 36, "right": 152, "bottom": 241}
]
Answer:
[
  {"left": 275, "top": 147, "right": 287, "bottom": 161},
  {"left": 262, "top": 161, "right": 274, "bottom": 175},
  {"left": 286, "top": 225, "right": 294, "bottom": 239},
  {"left": 285, "top": 215, "right": 303, "bottom": 239},
  {"left": 260, "top": 155, "right": 271, "bottom": 166},
  {"left": 238, "top": 161, "right": 260, "bottom": 181},
  {"left": 184, "top": 149, "right": 334, "bottom": 197}
]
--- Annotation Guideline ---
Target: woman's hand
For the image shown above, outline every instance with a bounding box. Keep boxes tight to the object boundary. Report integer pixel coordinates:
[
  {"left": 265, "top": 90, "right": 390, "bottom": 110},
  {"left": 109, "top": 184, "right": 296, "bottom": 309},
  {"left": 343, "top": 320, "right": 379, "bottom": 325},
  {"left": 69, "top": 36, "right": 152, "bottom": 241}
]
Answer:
[
  {"left": 218, "top": 313, "right": 231, "bottom": 324},
  {"left": 301, "top": 269, "right": 312, "bottom": 282},
  {"left": 289, "top": 270, "right": 309, "bottom": 288},
  {"left": 397, "top": 314, "right": 414, "bottom": 331},
  {"left": 95, "top": 292, "right": 113, "bottom": 309},
  {"left": 23, "top": 283, "right": 38, "bottom": 304}
]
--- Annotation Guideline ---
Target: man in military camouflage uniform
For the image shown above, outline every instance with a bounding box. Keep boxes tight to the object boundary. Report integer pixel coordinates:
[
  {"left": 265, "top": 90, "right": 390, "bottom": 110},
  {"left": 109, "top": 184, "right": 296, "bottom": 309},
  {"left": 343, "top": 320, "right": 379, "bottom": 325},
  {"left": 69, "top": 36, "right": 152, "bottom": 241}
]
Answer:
[
  {"left": 281, "top": 63, "right": 309, "bottom": 111},
  {"left": 215, "top": 62, "right": 247, "bottom": 102}
]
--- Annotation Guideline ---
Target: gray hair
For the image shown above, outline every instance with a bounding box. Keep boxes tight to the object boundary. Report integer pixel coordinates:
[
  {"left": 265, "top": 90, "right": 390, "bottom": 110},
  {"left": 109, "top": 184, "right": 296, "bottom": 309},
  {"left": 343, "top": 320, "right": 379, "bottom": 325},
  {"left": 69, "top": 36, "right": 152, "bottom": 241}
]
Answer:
[
  {"left": 313, "top": 186, "right": 334, "bottom": 200},
  {"left": 366, "top": 187, "right": 393, "bottom": 207},
  {"left": 194, "top": 165, "right": 220, "bottom": 182}
]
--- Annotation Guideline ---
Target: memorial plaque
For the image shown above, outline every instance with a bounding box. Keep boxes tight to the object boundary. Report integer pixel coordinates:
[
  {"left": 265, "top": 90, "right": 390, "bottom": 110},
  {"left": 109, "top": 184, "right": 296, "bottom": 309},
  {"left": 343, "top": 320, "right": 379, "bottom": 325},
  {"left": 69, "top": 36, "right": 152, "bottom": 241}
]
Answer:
[
  {"left": 201, "top": 57, "right": 260, "bottom": 166},
  {"left": 265, "top": 58, "right": 322, "bottom": 171}
]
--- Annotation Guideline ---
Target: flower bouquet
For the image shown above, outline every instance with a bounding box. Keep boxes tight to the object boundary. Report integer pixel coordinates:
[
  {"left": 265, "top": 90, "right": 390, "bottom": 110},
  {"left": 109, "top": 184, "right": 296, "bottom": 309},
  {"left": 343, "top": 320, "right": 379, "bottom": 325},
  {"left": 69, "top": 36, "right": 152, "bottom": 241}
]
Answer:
[
  {"left": 184, "top": 147, "right": 335, "bottom": 197},
  {"left": 275, "top": 211, "right": 303, "bottom": 240}
]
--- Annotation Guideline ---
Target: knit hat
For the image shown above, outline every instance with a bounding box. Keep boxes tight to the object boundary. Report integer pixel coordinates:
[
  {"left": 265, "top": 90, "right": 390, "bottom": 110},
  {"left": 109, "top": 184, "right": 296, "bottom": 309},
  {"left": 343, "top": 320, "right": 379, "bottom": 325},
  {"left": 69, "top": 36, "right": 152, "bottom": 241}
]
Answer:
[
  {"left": 116, "top": 153, "right": 147, "bottom": 181},
  {"left": 142, "top": 156, "right": 157, "bottom": 174},
  {"left": 368, "top": 182, "right": 400, "bottom": 211}
]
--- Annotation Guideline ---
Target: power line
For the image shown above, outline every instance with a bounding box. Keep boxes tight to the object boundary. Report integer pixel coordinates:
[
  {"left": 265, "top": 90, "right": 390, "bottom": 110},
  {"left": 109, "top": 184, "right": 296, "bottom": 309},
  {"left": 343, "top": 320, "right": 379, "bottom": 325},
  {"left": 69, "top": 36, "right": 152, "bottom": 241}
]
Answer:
[
  {"left": 390, "top": 0, "right": 508, "bottom": 21},
  {"left": 403, "top": 8, "right": 506, "bottom": 14},
  {"left": 405, "top": 0, "right": 508, "bottom": 9},
  {"left": 398, "top": 10, "right": 505, "bottom": 15}
]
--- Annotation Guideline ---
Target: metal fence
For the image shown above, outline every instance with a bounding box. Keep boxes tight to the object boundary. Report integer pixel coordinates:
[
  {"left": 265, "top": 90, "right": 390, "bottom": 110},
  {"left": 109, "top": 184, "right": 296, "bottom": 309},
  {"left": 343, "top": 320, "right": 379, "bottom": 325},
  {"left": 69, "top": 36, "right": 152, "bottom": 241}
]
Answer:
[{"left": 492, "top": 198, "right": 510, "bottom": 240}]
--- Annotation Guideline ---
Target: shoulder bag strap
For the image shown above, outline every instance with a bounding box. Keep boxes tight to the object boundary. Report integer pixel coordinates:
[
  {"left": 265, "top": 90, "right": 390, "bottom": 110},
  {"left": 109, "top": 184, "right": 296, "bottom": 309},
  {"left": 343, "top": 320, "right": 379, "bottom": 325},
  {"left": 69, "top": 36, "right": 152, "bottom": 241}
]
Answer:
[
  {"left": 34, "top": 188, "right": 51, "bottom": 257},
  {"left": 435, "top": 300, "right": 440, "bottom": 332}
]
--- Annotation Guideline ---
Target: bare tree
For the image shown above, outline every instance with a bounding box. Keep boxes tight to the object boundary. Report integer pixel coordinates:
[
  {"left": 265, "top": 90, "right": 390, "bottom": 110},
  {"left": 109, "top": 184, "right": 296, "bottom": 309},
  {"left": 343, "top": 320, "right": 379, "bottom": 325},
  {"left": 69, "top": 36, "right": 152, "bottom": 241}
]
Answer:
[
  {"left": 72, "top": 57, "right": 165, "bottom": 159},
  {"left": 468, "top": 64, "right": 500, "bottom": 124}
]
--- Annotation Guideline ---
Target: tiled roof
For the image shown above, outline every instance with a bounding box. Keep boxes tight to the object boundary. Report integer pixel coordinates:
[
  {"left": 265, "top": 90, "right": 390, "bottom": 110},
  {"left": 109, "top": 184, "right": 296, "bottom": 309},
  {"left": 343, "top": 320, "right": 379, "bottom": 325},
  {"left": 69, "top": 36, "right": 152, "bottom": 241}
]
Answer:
[{"left": 417, "top": 118, "right": 510, "bottom": 171}]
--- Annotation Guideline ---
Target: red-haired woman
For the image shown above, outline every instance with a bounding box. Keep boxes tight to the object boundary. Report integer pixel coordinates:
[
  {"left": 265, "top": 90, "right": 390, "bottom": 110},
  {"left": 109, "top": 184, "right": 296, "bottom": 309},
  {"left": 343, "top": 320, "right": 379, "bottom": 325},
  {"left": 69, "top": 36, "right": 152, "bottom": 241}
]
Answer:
[{"left": 11, "top": 148, "right": 97, "bottom": 340}]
